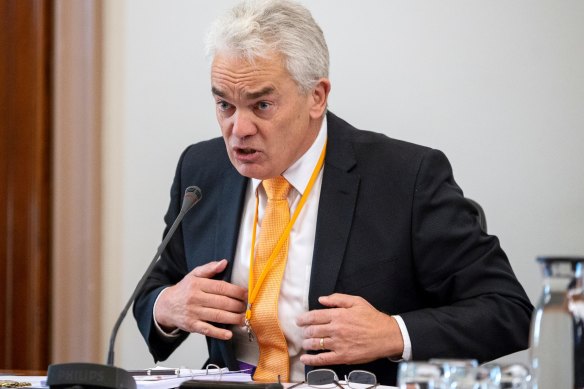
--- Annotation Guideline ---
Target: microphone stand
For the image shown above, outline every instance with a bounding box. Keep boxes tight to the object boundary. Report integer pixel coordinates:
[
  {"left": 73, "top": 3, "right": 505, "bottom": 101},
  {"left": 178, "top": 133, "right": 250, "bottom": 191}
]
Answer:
[{"left": 46, "top": 187, "right": 202, "bottom": 389}]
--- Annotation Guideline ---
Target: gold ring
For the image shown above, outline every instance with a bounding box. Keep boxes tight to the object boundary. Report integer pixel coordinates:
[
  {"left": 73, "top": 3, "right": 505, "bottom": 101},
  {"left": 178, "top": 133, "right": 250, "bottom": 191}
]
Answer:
[{"left": 319, "top": 337, "right": 325, "bottom": 350}]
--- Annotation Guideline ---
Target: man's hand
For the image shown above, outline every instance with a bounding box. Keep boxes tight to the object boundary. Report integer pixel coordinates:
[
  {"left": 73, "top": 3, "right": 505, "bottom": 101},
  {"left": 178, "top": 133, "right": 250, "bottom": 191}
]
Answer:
[
  {"left": 296, "top": 293, "right": 404, "bottom": 366},
  {"left": 154, "top": 259, "right": 247, "bottom": 340}
]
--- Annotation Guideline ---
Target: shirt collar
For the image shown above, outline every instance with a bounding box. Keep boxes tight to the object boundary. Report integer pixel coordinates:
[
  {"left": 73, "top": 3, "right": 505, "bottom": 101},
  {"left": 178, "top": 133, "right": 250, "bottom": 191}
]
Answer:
[{"left": 251, "top": 118, "right": 328, "bottom": 196}]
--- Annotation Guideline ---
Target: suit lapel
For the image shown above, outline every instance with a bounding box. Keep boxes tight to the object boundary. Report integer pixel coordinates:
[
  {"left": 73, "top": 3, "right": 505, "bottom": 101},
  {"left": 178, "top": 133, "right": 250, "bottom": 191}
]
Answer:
[
  {"left": 309, "top": 112, "right": 360, "bottom": 309},
  {"left": 211, "top": 165, "right": 247, "bottom": 369},
  {"left": 215, "top": 166, "right": 248, "bottom": 282}
]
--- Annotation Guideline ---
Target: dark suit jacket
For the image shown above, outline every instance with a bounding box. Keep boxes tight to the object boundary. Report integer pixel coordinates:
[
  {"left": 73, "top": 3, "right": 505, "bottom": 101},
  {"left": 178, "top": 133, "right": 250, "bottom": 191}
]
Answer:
[{"left": 133, "top": 112, "right": 533, "bottom": 385}]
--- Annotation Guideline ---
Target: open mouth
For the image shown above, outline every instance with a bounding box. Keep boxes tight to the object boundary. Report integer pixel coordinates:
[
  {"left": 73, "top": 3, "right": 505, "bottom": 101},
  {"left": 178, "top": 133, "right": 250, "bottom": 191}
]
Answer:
[
  {"left": 233, "top": 146, "right": 261, "bottom": 161},
  {"left": 238, "top": 147, "right": 257, "bottom": 155}
]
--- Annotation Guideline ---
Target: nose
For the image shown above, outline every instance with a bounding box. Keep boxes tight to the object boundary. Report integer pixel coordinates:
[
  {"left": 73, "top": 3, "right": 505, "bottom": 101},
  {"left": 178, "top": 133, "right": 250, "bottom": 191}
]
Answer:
[{"left": 231, "top": 110, "right": 257, "bottom": 139}]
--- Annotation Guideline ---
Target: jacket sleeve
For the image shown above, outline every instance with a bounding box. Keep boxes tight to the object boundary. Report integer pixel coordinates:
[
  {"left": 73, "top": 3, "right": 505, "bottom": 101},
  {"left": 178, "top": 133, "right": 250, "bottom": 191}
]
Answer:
[{"left": 400, "top": 148, "right": 533, "bottom": 362}]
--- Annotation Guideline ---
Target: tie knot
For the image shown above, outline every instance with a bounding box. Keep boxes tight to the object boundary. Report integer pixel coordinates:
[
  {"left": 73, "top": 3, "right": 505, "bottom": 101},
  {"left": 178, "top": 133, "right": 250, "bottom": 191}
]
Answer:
[{"left": 262, "top": 176, "right": 291, "bottom": 201}]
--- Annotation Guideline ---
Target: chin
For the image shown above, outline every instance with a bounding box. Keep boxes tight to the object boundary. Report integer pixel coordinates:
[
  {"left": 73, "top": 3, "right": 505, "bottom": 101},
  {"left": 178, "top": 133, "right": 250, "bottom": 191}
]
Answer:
[
  {"left": 231, "top": 159, "right": 282, "bottom": 180},
  {"left": 234, "top": 165, "right": 264, "bottom": 180}
]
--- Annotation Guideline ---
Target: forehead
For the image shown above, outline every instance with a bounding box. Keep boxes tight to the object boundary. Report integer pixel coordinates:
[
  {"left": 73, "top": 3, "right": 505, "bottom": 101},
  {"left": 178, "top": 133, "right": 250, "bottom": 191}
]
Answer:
[{"left": 211, "top": 53, "right": 294, "bottom": 97}]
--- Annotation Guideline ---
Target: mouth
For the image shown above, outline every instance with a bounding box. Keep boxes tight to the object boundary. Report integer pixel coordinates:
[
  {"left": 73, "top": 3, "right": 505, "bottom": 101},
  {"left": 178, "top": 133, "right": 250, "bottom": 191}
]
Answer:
[
  {"left": 236, "top": 147, "right": 257, "bottom": 155},
  {"left": 232, "top": 146, "right": 262, "bottom": 162}
]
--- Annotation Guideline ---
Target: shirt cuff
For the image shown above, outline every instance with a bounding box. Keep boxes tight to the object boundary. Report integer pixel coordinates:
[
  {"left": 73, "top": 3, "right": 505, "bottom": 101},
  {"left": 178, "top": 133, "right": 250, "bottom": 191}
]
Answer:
[
  {"left": 390, "top": 315, "right": 412, "bottom": 361},
  {"left": 153, "top": 287, "right": 181, "bottom": 338}
]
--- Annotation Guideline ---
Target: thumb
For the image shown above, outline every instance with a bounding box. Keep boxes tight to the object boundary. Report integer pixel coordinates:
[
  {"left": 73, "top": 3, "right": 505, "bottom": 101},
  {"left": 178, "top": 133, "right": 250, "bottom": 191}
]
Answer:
[
  {"left": 318, "top": 293, "right": 358, "bottom": 309},
  {"left": 191, "top": 259, "right": 228, "bottom": 278}
]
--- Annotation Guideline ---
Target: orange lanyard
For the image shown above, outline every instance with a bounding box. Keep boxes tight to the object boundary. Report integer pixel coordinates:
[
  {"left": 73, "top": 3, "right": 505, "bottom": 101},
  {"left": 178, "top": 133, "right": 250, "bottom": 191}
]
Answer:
[{"left": 244, "top": 140, "right": 327, "bottom": 340}]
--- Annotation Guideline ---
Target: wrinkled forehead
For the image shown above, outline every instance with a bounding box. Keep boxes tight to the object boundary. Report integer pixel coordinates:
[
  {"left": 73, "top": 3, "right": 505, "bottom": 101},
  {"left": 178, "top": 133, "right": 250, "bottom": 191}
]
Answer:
[
  {"left": 211, "top": 50, "right": 287, "bottom": 76},
  {"left": 210, "top": 51, "right": 299, "bottom": 96}
]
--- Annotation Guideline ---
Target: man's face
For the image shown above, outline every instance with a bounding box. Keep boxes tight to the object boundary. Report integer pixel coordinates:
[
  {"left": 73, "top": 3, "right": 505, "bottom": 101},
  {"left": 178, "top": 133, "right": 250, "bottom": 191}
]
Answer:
[{"left": 211, "top": 52, "right": 325, "bottom": 179}]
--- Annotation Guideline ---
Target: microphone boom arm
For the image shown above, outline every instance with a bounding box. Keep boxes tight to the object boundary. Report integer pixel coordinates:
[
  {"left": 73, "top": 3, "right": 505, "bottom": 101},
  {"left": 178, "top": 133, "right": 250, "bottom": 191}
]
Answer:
[{"left": 107, "top": 186, "right": 202, "bottom": 365}]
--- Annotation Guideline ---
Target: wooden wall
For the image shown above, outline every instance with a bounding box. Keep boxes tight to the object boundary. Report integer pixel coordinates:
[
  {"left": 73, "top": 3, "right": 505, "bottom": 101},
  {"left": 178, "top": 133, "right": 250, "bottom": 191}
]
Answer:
[{"left": 0, "top": 0, "right": 53, "bottom": 370}]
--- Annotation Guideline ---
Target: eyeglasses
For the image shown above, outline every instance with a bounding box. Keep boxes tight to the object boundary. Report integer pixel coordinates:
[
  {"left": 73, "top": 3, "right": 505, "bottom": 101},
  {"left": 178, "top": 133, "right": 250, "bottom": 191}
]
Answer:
[{"left": 289, "top": 369, "right": 377, "bottom": 389}]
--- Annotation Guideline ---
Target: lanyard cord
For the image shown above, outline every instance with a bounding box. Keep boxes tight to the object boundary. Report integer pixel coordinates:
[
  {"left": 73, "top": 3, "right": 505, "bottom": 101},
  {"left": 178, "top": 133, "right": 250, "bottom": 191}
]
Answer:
[{"left": 245, "top": 140, "right": 327, "bottom": 323}]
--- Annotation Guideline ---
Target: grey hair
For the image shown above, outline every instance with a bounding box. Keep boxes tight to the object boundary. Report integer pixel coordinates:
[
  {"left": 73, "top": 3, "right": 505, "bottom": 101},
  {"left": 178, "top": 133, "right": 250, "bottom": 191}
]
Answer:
[{"left": 205, "top": 0, "right": 329, "bottom": 94}]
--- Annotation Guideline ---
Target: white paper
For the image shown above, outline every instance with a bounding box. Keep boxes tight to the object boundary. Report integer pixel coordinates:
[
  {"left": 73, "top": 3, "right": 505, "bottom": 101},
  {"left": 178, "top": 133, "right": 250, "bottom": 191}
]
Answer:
[{"left": 134, "top": 367, "right": 252, "bottom": 389}]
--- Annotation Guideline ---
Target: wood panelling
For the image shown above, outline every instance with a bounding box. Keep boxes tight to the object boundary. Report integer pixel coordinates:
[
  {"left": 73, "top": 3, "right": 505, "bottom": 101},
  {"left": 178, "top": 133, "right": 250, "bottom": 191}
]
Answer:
[{"left": 0, "top": 0, "right": 53, "bottom": 369}]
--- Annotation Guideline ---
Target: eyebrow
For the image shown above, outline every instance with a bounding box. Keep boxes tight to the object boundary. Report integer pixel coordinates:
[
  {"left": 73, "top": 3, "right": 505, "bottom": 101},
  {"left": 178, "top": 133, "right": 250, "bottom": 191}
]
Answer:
[
  {"left": 245, "top": 87, "right": 274, "bottom": 100},
  {"left": 211, "top": 86, "right": 275, "bottom": 100},
  {"left": 211, "top": 86, "right": 227, "bottom": 98}
]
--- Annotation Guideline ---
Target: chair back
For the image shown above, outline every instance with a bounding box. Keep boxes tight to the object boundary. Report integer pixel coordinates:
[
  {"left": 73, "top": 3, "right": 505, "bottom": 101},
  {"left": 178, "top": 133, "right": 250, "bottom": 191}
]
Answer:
[{"left": 466, "top": 198, "right": 487, "bottom": 233}]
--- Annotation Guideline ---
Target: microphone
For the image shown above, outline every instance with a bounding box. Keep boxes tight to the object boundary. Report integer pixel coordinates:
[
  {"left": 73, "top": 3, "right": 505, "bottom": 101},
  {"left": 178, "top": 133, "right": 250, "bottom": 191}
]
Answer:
[
  {"left": 47, "top": 186, "right": 203, "bottom": 389},
  {"left": 108, "top": 185, "right": 202, "bottom": 365}
]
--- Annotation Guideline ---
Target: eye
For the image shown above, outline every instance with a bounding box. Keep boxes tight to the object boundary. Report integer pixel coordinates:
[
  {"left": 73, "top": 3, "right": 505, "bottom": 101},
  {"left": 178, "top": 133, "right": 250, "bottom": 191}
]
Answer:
[
  {"left": 216, "top": 100, "right": 232, "bottom": 112},
  {"left": 255, "top": 101, "right": 271, "bottom": 111}
]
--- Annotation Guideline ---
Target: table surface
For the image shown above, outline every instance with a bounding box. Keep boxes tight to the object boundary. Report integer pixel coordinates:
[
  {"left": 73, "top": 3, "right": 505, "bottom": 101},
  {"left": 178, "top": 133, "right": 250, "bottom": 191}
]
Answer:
[{"left": 0, "top": 370, "right": 47, "bottom": 376}]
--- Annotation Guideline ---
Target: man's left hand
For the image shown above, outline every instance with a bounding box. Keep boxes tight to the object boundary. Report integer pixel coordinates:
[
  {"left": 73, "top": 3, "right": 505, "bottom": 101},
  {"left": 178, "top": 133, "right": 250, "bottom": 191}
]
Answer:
[{"left": 296, "top": 293, "right": 404, "bottom": 366}]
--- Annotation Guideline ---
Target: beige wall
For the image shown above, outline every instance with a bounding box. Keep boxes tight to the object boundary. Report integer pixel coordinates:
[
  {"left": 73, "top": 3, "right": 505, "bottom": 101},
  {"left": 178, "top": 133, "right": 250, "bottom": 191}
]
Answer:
[{"left": 52, "top": 0, "right": 103, "bottom": 364}]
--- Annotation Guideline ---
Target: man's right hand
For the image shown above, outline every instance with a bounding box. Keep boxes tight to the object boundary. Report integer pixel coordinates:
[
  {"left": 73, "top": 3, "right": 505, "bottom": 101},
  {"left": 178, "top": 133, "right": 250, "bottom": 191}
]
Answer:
[{"left": 154, "top": 259, "right": 247, "bottom": 340}]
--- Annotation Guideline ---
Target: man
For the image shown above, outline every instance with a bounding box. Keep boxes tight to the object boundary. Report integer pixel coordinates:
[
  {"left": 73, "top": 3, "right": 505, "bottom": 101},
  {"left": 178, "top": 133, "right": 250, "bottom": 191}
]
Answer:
[{"left": 133, "top": 0, "right": 533, "bottom": 385}]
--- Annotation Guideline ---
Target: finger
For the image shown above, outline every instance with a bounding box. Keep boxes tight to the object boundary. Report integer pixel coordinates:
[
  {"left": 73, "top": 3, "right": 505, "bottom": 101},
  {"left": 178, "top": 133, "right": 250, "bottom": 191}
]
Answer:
[
  {"left": 197, "top": 277, "right": 248, "bottom": 302},
  {"left": 299, "top": 351, "right": 341, "bottom": 367},
  {"left": 194, "top": 289, "right": 247, "bottom": 313},
  {"left": 186, "top": 320, "right": 235, "bottom": 341},
  {"left": 194, "top": 306, "right": 245, "bottom": 326},
  {"left": 302, "top": 336, "right": 334, "bottom": 351},
  {"left": 296, "top": 309, "right": 332, "bottom": 327},
  {"left": 300, "top": 323, "right": 331, "bottom": 339},
  {"left": 318, "top": 293, "right": 359, "bottom": 309},
  {"left": 191, "top": 259, "right": 228, "bottom": 278}
]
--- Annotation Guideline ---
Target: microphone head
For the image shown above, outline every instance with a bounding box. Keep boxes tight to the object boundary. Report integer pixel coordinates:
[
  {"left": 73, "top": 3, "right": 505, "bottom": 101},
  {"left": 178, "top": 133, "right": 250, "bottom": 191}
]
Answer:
[
  {"left": 180, "top": 186, "right": 202, "bottom": 213},
  {"left": 185, "top": 185, "right": 202, "bottom": 202}
]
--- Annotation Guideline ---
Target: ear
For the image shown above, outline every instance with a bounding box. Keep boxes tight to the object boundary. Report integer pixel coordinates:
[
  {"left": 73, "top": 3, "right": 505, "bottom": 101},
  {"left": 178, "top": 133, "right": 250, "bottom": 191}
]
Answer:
[{"left": 308, "top": 78, "right": 331, "bottom": 119}]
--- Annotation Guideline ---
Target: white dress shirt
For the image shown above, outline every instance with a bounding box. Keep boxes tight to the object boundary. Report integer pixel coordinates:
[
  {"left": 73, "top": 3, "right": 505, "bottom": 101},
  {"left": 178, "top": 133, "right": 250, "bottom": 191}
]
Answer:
[{"left": 230, "top": 121, "right": 327, "bottom": 382}]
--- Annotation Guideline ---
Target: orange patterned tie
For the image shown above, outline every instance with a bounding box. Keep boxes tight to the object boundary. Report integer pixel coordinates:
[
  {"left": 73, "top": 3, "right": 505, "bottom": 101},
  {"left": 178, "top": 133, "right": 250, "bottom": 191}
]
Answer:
[{"left": 252, "top": 176, "right": 292, "bottom": 382}]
